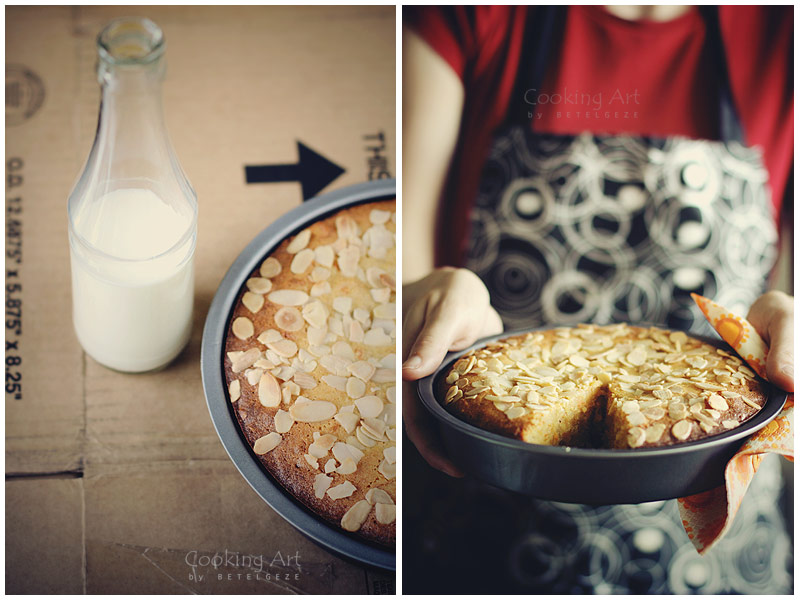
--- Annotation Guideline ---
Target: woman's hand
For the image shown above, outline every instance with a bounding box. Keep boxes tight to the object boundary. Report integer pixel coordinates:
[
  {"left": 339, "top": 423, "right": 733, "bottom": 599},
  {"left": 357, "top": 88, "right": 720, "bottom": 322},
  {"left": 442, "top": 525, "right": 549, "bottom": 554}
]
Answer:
[
  {"left": 402, "top": 267, "right": 504, "bottom": 476},
  {"left": 747, "top": 290, "right": 794, "bottom": 392}
]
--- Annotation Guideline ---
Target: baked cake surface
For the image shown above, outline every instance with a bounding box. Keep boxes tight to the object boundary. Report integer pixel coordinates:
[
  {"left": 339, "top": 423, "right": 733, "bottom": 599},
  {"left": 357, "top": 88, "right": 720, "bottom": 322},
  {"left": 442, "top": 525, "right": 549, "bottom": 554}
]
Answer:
[
  {"left": 441, "top": 324, "right": 768, "bottom": 449},
  {"left": 224, "top": 200, "right": 396, "bottom": 546}
]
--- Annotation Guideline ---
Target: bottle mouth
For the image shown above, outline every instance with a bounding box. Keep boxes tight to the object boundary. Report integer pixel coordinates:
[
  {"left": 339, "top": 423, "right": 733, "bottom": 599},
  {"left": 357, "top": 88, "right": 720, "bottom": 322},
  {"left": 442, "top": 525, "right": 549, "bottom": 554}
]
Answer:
[{"left": 98, "top": 17, "right": 165, "bottom": 65}]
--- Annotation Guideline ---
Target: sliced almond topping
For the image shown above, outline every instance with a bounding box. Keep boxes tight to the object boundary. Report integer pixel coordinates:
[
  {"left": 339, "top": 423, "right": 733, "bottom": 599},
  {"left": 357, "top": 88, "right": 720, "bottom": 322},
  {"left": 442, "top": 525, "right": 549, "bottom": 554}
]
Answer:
[
  {"left": 644, "top": 423, "right": 666, "bottom": 443},
  {"left": 363, "top": 417, "right": 387, "bottom": 438},
  {"left": 641, "top": 407, "right": 666, "bottom": 421},
  {"left": 356, "top": 426, "right": 377, "bottom": 447},
  {"left": 348, "top": 360, "right": 376, "bottom": 382},
  {"left": 379, "top": 273, "right": 396, "bottom": 291},
  {"left": 335, "top": 411, "right": 360, "bottom": 434},
  {"left": 286, "top": 228, "right": 311, "bottom": 254},
  {"left": 313, "top": 474, "right": 332, "bottom": 498},
  {"left": 346, "top": 377, "right": 366, "bottom": 399},
  {"left": 707, "top": 393, "right": 729, "bottom": 412},
  {"left": 364, "top": 328, "right": 392, "bottom": 346},
  {"left": 377, "top": 459, "right": 396, "bottom": 480},
  {"left": 257, "top": 328, "right": 283, "bottom": 345},
  {"left": 373, "top": 369, "right": 395, "bottom": 384},
  {"left": 228, "top": 379, "right": 241, "bottom": 402},
  {"left": 373, "top": 303, "right": 395, "bottom": 320},
  {"left": 310, "top": 266, "right": 331, "bottom": 282},
  {"left": 314, "top": 244, "right": 334, "bottom": 268},
  {"left": 721, "top": 419, "right": 739, "bottom": 429},
  {"left": 569, "top": 354, "right": 590, "bottom": 368},
  {"left": 324, "top": 459, "right": 337, "bottom": 474},
  {"left": 333, "top": 297, "right": 352, "bottom": 314},
  {"left": 444, "top": 385, "right": 459, "bottom": 404},
  {"left": 244, "top": 365, "right": 263, "bottom": 385},
  {"left": 627, "top": 411, "right": 647, "bottom": 426},
  {"left": 327, "top": 481, "right": 357, "bottom": 501},
  {"left": 268, "top": 289, "right": 309, "bottom": 306},
  {"left": 267, "top": 339, "right": 298, "bottom": 358},
  {"left": 332, "top": 340, "right": 356, "bottom": 360},
  {"left": 310, "top": 281, "right": 331, "bottom": 297},
  {"left": 366, "top": 267, "right": 386, "bottom": 288},
  {"left": 232, "top": 317, "right": 254, "bottom": 340},
  {"left": 230, "top": 347, "right": 262, "bottom": 373},
  {"left": 366, "top": 488, "right": 394, "bottom": 505},
  {"left": 332, "top": 441, "right": 364, "bottom": 465},
  {"left": 274, "top": 306, "right": 303, "bottom": 332},
  {"left": 241, "top": 292, "right": 264, "bottom": 314},
  {"left": 337, "top": 246, "right": 360, "bottom": 277},
  {"left": 375, "top": 503, "right": 396, "bottom": 525},
  {"left": 302, "top": 300, "right": 329, "bottom": 329},
  {"left": 306, "top": 326, "right": 327, "bottom": 347},
  {"left": 336, "top": 457, "right": 358, "bottom": 475},
  {"left": 628, "top": 427, "right": 646, "bottom": 448},
  {"left": 620, "top": 400, "right": 640, "bottom": 414},
  {"left": 288, "top": 250, "right": 313, "bottom": 275},
  {"left": 335, "top": 215, "right": 359, "bottom": 240},
  {"left": 289, "top": 400, "right": 337, "bottom": 422},
  {"left": 671, "top": 419, "right": 692, "bottom": 440},
  {"left": 307, "top": 442, "right": 329, "bottom": 459},
  {"left": 505, "top": 406, "right": 526, "bottom": 419},
  {"left": 260, "top": 257, "right": 282, "bottom": 278},
  {"left": 304, "top": 454, "right": 319, "bottom": 469},
  {"left": 253, "top": 432, "right": 281, "bottom": 454},
  {"left": 258, "top": 372, "right": 281, "bottom": 407},
  {"left": 371, "top": 287, "right": 391, "bottom": 303},
  {"left": 669, "top": 331, "right": 688, "bottom": 345},
  {"left": 741, "top": 396, "right": 762, "bottom": 410},
  {"left": 348, "top": 320, "right": 365, "bottom": 343},
  {"left": 273, "top": 409, "right": 294, "bottom": 433},
  {"left": 355, "top": 395, "right": 384, "bottom": 418},
  {"left": 668, "top": 404, "right": 688, "bottom": 420},
  {"left": 292, "top": 371, "right": 317, "bottom": 390},
  {"left": 341, "top": 499, "right": 371, "bottom": 531},
  {"left": 246, "top": 277, "right": 272, "bottom": 295},
  {"left": 370, "top": 209, "right": 391, "bottom": 225},
  {"left": 322, "top": 374, "right": 347, "bottom": 391}
]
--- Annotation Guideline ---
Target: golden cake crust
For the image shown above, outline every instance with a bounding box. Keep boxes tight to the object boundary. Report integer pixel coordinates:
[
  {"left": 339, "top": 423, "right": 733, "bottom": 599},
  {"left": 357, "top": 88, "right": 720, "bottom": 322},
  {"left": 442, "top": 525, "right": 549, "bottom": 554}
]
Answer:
[
  {"left": 440, "top": 324, "right": 769, "bottom": 449},
  {"left": 224, "top": 200, "right": 396, "bottom": 546}
]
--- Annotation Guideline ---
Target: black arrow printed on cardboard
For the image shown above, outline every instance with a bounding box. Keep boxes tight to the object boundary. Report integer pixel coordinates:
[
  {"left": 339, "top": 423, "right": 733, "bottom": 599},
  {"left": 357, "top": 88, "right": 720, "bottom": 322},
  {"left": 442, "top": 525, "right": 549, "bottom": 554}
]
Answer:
[{"left": 245, "top": 141, "right": 345, "bottom": 201}]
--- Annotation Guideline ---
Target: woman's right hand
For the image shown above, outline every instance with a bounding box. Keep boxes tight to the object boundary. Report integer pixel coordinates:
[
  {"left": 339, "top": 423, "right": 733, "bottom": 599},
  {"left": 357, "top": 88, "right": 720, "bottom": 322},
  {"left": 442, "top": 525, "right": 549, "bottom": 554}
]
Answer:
[{"left": 402, "top": 267, "right": 504, "bottom": 476}]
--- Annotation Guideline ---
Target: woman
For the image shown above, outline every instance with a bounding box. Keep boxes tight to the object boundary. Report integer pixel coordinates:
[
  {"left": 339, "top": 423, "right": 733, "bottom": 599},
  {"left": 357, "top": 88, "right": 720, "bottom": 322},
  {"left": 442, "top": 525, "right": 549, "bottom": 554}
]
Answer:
[{"left": 402, "top": 5, "right": 792, "bottom": 593}]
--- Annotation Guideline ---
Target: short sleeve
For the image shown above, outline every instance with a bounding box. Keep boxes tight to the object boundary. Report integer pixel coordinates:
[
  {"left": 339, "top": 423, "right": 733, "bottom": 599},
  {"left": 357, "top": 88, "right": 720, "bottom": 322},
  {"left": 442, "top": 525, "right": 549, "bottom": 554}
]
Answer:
[{"left": 403, "top": 6, "right": 477, "bottom": 79}]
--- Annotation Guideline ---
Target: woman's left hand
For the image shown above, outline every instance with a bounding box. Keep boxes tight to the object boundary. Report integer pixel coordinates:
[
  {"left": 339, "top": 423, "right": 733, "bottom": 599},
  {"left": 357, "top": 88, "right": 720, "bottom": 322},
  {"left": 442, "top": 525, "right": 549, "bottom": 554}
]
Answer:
[{"left": 747, "top": 290, "right": 794, "bottom": 392}]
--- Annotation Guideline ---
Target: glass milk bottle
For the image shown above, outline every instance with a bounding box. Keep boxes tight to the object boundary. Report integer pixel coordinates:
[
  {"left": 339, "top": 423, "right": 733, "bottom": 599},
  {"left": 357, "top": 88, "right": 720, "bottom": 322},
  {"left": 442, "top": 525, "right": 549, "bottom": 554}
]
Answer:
[{"left": 68, "top": 17, "right": 197, "bottom": 372}]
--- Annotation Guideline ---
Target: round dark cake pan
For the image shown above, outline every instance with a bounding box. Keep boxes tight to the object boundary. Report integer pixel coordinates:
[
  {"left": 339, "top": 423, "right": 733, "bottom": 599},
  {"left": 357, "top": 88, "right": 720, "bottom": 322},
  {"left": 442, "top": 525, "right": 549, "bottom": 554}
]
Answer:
[
  {"left": 201, "top": 179, "right": 395, "bottom": 571},
  {"left": 416, "top": 328, "right": 786, "bottom": 505}
]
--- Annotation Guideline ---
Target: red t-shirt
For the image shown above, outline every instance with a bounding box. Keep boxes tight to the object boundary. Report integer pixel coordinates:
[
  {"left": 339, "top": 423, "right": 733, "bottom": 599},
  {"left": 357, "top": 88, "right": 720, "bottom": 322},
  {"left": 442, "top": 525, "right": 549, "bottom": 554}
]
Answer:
[{"left": 405, "top": 6, "right": 793, "bottom": 266}]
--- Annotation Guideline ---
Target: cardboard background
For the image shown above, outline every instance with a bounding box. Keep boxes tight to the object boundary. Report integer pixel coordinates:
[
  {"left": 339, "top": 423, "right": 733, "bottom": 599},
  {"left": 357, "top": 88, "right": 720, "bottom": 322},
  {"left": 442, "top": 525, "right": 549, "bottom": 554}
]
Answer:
[{"left": 6, "top": 5, "right": 395, "bottom": 594}]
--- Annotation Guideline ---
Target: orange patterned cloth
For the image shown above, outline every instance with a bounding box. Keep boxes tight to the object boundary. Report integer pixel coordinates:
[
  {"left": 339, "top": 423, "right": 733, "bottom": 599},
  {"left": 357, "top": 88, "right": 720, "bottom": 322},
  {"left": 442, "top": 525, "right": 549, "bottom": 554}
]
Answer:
[{"left": 677, "top": 294, "right": 793, "bottom": 554}]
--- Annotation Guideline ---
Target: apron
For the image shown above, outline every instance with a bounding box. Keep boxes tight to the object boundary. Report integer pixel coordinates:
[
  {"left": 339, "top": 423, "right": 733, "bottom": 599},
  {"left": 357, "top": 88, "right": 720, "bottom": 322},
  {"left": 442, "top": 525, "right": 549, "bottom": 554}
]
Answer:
[
  {"left": 405, "top": 7, "right": 791, "bottom": 594},
  {"left": 464, "top": 7, "right": 778, "bottom": 333}
]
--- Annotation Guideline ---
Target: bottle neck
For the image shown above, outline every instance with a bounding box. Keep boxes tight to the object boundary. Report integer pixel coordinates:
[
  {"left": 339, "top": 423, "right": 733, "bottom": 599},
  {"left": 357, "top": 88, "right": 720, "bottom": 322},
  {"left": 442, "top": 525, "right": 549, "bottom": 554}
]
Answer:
[
  {"left": 98, "top": 59, "right": 166, "bottom": 132},
  {"left": 93, "top": 58, "right": 174, "bottom": 181}
]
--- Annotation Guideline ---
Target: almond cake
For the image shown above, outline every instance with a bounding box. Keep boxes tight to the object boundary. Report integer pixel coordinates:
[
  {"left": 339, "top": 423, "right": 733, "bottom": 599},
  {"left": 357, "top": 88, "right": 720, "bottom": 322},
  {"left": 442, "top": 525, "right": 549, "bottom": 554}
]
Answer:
[
  {"left": 440, "top": 324, "right": 768, "bottom": 449},
  {"left": 223, "top": 200, "right": 396, "bottom": 546}
]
